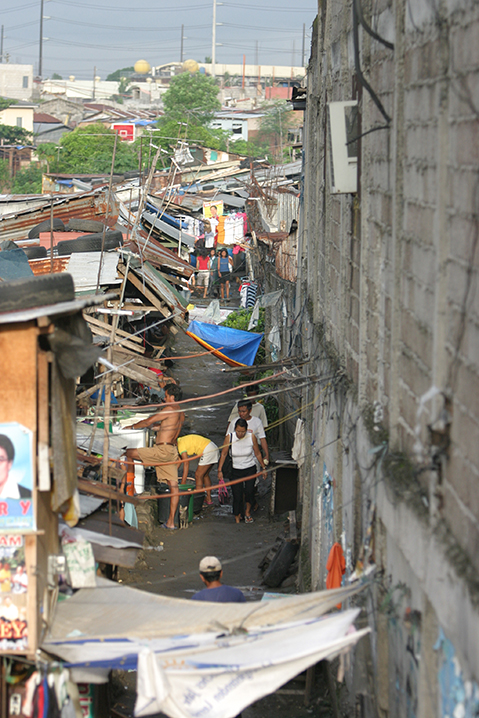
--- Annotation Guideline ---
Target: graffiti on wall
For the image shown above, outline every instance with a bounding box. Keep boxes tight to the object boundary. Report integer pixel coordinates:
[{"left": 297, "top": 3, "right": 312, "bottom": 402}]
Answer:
[{"left": 435, "top": 628, "right": 479, "bottom": 718}]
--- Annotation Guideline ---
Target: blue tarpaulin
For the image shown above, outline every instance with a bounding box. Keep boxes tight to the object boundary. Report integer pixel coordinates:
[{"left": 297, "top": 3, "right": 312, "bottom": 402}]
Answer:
[
  {"left": 145, "top": 203, "right": 188, "bottom": 230},
  {"left": 186, "top": 320, "right": 263, "bottom": 367}
]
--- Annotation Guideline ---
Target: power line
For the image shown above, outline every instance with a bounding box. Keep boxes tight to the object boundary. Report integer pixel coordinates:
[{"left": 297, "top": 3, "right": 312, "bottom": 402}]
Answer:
[
  {"left": 51, "top": 0, "right": 212, "bottom": 11},
  {"left": 48, "top": 16, "right": 210, "bottom": 32},
  {"left": 222, "top": 1, "right": 316, "bottom": 10}
]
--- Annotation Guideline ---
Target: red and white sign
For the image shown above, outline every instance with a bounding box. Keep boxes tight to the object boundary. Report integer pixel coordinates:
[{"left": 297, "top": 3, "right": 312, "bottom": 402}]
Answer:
[{"left": 112, "top": 123, "right": 134, "bottom": 142}]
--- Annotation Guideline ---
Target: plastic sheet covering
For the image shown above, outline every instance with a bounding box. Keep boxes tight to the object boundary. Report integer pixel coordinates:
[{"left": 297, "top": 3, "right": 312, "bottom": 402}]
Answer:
[
  {"left": 48, "top": 313, "right": 102, "bottom": 380},
  {"left": 42, "top": 579, "right": 368, "bottom": 717},
  {"left": 134, "top": 610, "right": 367, "bottom": 718},
  {"left": 0, "top": 240, "right": 34, "bottom": 280},
  {"left": 51, "top": 358, "right": 77, "bottom": 513},
  {"left": 186, "top": 320, "right": 263, "bottom": 367}
]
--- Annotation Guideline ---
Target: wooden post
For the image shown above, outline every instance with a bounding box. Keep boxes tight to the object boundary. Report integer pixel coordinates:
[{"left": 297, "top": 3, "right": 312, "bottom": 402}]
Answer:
[{"left": 49, "top": 196, "right": 54, "bottom": 272}]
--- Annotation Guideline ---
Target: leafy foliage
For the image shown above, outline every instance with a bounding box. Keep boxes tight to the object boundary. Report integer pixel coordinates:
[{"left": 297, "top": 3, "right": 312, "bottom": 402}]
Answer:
[
  {"left": 12, "top": 164, "right": 43, "bottom": 194},
  {"left": 0, "top": 125, "right": 32, "bottom": 145},
  {"left": 35, "top": 143, "right": 60, "bottom": 173},
  {"left": 106, "top": 66, "right": 134, "bottom": 82},
  {"left": 228, "top": 138, "right": 268, "bottom": 158},
  {"left": 51, "top": 73, "right": 62, "bottom": 80},
  {"left": 0, "top": 159, "right": 11, "bottom": 192},
  {"left": 58, "top": 123, "right": 138, "bottom": 173},
  {"left": 0, "top": 98, "right": 14, "bottom": 111},
  {"left": 257, "top": 101, "right": 294, "bottom": 163},
  {"left": 162, "top": 72, "right": 221, "bottom": 127},
  {"left": 146, "top": 120, "right": 228, "bottom": 160}
]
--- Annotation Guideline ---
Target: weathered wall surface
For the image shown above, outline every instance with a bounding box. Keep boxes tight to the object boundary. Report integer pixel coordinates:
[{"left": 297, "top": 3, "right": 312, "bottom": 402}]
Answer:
[
  {"left": 271, "top": 0, "right": 479, "bottom": 714},
  {"left": 0, "top": 65, "right": 33, "bottom": 101}
]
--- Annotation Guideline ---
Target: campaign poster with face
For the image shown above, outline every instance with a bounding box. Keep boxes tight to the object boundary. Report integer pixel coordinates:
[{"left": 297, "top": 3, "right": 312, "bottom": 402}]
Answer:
[
  {"left": 0, "top": 423, "right": 34, "bottom": 530},
  {"left": 0, "top": 537, "right": 28, "bottom": 652},
  {"left": 203, "top": 201, "right": 224, "bottom": 218}
]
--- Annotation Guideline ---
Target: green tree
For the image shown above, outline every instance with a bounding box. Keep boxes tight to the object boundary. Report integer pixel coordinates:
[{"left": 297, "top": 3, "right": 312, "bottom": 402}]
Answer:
[
  {"left": 58, "top": 124, "right": 138, "bottom": 173},
  {"left": 0, "top": 159, "right": 11, "bottom": 192},
  {"left": 52, "top": 72, "right": 62, "bottom": 80},
  {"left": 162, "top": 72, "right": 221, "bottom": 127},
  {"left": 106, "top": 66, "right": 134, "bottom": 82},
  {"left": 35, "top": 142, "right": 60, "bottom": 173},
  {"left": 257, "top": 101, "right": 294, "bottom": 163},
  {"left": 0, "top": 98, "right": 13, "bottom": 111},
  {"left": 0, "top": 125, "right": 32, "bottom": 145},
  {"left": 228, "top": 137, "right": 267, "bottom": 158},
  {"left": 12, "top": 164, "right": 43, "bottom": 194}
]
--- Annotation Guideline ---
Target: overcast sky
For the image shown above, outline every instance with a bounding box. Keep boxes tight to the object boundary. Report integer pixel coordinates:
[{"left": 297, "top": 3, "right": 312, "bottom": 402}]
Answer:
[{"left": 1, "top": 0, "right": 317, "bottom": 80}]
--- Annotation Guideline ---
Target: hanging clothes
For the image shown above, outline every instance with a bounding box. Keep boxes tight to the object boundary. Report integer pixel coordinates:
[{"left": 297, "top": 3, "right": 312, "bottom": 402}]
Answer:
[{"left": 326, "top": 542, "right": 346, "bottom": 609}]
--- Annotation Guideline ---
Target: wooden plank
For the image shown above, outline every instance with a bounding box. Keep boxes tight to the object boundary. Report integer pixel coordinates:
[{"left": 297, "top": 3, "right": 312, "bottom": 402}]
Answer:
[
  {"left": 77, "top": 478, "right": 139, "bottom": 505},
  {"left": 90, "top": 543, "right": 139, "bottom": 569},
  {"left": 113, "top": 347, "right": 166, "bottom": 369},
  {"left": 88, "top": 323, "right": 146, "bottom": 354},
  {"left": 109, "top": 361, "right": 164, "bottom": 388},
  {"left": 119, "top": 266, "right": 170, "bottom": 318},
  {"left": 0, "top": 323, "right": 37, "bottom": 429},
  {"left": 25, "top": 535, "right": 38, "bottom": 656},
  {"left": 37, "top": 346, "right": 51, "bottom": 492},
  {"left": 79, "top": 513, "right": 144, "bottom": 544},
  {"left": 85, "top": 313, "right": 143, "bottom": 344},
  {"left": 78, "top": 517, "right": 142, "bottom": 545}
]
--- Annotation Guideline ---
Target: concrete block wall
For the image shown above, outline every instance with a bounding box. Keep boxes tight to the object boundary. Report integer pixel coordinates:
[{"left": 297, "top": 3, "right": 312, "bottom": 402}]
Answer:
[
  {"left": 0, "top": 64, "right": 33, "bottom": 101},
  {"left": 292, "top": 0, "right": 479, "bottom": 713}
]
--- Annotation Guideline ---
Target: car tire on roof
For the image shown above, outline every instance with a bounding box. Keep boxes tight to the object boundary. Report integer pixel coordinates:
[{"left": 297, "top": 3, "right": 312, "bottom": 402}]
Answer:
[
  {"left": 28, "top": 218, "right": 65, "bottom": 239},
  {"left": 0, "top": 273, "right": 75, "bottom": 312},
  {"left": 22, "top": 246, "right": 48, "bottom": 259},
  {"left": 56, "top": 231, "right": 123, "bottom": 255},
  {"left": 66, "top": 218, "right": 106, "bottom": 233}
]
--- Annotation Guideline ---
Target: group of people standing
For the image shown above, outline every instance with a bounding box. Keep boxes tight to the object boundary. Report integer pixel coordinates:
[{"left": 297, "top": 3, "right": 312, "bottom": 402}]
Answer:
[
  {"left": 125, "top": 384, "right": 269, "bottom": 529},
  {"left": 189, "top": 204, "right": 244, "bottom": 301},
  {"left": 194, "top": 247, "right": 233, "bottom": 300}
]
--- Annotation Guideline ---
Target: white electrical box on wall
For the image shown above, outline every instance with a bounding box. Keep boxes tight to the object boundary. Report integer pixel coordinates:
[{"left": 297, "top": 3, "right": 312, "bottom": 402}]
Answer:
[{"left": 328, "top": 100, "right": 359, "bottom": 194}]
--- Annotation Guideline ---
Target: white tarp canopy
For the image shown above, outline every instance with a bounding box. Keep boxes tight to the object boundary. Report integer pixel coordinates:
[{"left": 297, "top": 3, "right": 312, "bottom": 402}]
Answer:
[{"left": 43, "top": 579, "right": 369, "bottom": 717}]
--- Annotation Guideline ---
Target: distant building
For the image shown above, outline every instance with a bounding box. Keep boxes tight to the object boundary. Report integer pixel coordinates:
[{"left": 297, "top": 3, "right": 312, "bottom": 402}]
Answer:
[
  {"left": 0, "top": 101, "right": 36, "bottom": 134},
  {"left": 0, "top": 64, "right": 33, "bottom": 101},
  {"left": 33, "top": 113, "right": 72, "bottom": 144},
  {"left": 210, "top": 110, "right": 265, "bottom": 142}
]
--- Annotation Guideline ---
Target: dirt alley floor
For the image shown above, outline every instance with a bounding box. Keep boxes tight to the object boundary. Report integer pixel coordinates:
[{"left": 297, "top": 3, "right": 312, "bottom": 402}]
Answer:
[{"left": 112, "top": 326, "right": 334, "bottom": 718}]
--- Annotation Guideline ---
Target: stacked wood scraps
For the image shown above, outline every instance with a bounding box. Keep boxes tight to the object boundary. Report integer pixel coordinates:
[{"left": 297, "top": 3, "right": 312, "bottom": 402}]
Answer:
[{"left": 79, "top": 313, "right": 167, "bottom": 403}]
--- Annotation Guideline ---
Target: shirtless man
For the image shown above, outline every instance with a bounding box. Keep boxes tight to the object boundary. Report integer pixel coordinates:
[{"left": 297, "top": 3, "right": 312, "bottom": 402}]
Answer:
[{"left": 125, "top": 384, "right": 185, "bottom": 529}]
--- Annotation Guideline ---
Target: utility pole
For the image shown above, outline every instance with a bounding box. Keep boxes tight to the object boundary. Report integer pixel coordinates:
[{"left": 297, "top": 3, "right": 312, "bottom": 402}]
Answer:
[
  {"left": 211, "top": 0, "right": 216, "bottom": 77},
  {"left": 0, "top": 26, "right": 4, "bottom": 63},
  {"left": 302, "top": 23, "right": 305, "bottom": 67},
  {"left": 93, "top": 66, "right": 96, "bottom": 99},
  {"left": 38, "top": 0, "right": 44, "bottom": 78},
  {"left": 180, "top": 24, "right": 184, "bottom": 63}
]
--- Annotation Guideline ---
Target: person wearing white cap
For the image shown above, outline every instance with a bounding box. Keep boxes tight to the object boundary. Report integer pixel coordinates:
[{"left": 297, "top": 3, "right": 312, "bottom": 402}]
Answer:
[{"left": 191, "top": 556, "right": 246, "bottom": 603}]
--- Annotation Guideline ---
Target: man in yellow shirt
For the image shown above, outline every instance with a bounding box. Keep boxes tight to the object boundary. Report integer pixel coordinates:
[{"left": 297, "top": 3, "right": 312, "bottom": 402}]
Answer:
[{"left": 177, "top": 435, "right": 220, "bottom": 506}]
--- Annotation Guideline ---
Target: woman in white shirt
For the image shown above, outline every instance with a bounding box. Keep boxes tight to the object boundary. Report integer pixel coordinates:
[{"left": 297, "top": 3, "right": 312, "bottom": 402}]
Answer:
[{"left": 217, "top": 418, "right": 266, "bottom": 524}]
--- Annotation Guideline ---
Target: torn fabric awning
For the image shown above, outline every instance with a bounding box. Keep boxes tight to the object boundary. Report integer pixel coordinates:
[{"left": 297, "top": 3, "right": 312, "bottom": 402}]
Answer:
[{"left": 42, "top": 579, "right": 368, "bottom": 715}]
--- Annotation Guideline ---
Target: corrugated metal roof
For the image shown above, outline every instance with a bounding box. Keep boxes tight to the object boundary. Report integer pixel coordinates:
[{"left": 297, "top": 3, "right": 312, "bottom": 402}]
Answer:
[
  {"left": 0, "top": 292, "right": 116, "bottom": 325},
  {"left": 142, "top": 211, "right": 195, "bottom": 247},
  {"left": 0, "top": 188, "right": 119, "bottom": 243},
  {"left": 29, "top": 257, "right": 70, "bottom": 275},
  {"left": 128, "top": 236, "right": 193, "bottom": 278},
  {"left": 34, "top": 113, "right": 61, "bottom": 123},
  {"left": 67, "top": 252, "right": 121, "bottom": 291}
]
